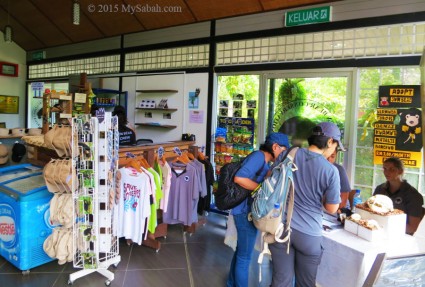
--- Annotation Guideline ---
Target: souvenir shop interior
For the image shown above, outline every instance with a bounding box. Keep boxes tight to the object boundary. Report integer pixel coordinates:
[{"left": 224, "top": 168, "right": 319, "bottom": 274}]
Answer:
[{"left": 1, "top": 0, "right": 425, "bottom": 286}]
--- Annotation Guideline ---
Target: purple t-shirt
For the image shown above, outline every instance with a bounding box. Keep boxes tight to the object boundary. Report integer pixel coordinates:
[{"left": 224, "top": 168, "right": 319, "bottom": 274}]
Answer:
[{"left": 163, "top": 162, "right": 201, "bottom": 226}]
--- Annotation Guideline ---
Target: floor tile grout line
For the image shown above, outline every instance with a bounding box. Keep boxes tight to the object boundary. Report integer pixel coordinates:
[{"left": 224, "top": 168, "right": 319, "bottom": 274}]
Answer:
[
  {"left": 183, "top": 231, "right": 195, "bottom": 287},
  {"left": 121, "top": 243, "right": 134, "bottom": 287}
]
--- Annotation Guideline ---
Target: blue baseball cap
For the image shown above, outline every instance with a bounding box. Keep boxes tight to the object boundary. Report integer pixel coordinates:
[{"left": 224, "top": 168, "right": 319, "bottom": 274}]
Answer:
[
  {"left": 265, "top": 132, "right": 290, "bottom": 148},
  {"left": 312, "top": 122, "right": 346, "bottom": 151}
]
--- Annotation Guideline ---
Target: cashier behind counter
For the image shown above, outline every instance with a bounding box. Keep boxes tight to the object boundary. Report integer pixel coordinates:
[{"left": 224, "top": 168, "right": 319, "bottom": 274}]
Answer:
[{"left": 112, "top": 105, "right": 136, "bottom": 146}]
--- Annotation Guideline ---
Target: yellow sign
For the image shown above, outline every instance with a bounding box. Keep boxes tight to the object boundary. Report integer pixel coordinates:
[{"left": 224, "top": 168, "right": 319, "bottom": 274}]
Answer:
[
  {"left": 373, "top": 107, "right": 423, "bottom": 168},
  {"left": 0, "top": 95, "right": 19, "bottom": 114}
]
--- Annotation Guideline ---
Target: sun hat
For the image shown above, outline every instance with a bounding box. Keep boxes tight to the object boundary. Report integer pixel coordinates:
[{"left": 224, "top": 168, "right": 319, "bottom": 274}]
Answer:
[
  {"left": 312, "top": 122, "right": 346, "bottom": 151},
  {"left": 265, "top": 132, "right": 290, "bottom": 148},
  {"left": 0, "top": 144, "right": 8, "bottom": 165}
]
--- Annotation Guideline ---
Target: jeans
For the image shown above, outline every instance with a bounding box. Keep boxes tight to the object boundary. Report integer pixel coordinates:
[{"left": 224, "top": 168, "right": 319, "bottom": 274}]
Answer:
[{"left": 227, "top": 212, "right": 258, "bottom": 287}]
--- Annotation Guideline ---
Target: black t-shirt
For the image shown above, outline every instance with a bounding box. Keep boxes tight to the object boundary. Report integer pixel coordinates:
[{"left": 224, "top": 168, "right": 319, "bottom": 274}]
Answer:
[
  {"left": 118, "top": 126, "right": 136, "bottom": 146},
  {"left": 374, "top": 180, "right": 423, "bottom": 218}
]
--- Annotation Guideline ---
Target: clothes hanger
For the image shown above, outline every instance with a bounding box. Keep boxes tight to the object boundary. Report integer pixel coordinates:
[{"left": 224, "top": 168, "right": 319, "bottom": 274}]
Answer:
[
  {"left": 125, "top": 158, "right": 143, "bottom": 173},
  {"left": 185, "top": 151, "right": 195, "bottom": 161},
  {"left": 198, "top": 151, "right": 206, "bottom": 161},
  {"left": 138, "top": 156, "right": 150, "bottom": 169},
  {"left": 172, "top": 154, "right": 190, "bottom": 164}
]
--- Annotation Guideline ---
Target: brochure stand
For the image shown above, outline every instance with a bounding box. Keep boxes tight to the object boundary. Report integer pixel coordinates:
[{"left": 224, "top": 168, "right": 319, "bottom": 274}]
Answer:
[{"left": 68, "top": 111, "right": 120, "bottom": 285}]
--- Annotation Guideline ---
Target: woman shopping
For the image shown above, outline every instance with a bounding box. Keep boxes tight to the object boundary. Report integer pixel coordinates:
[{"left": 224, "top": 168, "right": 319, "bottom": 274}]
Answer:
[
  {"left": 227, "top": 132, "right": 289, "bottom": 287},
  {"left": 269, "top": 122, "right": 342, "bottom": 287}
]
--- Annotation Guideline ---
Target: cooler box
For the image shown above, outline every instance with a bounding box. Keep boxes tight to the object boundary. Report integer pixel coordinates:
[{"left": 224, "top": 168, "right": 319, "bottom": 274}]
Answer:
[{"left": 0, "top": 164, "right": 55, "bottom": 271}]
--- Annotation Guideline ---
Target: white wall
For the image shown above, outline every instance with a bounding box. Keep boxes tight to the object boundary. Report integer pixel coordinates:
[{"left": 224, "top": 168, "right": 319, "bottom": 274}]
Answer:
[
  {"left": 0, "top": 32, "right": 27, "bottom": 129},
  {"left": 183, "top": 73, "right": 209, "bottom": 148},
  {"left": 121, "top": 72, "right": 209, "bottom": 148}
]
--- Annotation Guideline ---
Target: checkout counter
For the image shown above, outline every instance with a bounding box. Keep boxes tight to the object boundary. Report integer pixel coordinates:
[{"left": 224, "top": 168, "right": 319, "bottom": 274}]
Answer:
[{"left": 317, "top": 214, "right": 425, "bottom": 287}]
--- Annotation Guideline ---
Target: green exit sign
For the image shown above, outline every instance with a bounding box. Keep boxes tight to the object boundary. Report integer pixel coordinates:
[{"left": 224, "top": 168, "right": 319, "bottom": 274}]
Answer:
[
  {"left": 31, "top": 51, "right": 46, "bottom": 61},
  {"left": 285, "top": 6, "right": 332, "bottom": 27}
]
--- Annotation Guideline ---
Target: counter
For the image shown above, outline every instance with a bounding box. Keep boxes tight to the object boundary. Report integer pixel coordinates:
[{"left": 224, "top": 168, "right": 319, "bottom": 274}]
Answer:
[{"left": 317, "top": 222, "right": 425, "bottom": 287}]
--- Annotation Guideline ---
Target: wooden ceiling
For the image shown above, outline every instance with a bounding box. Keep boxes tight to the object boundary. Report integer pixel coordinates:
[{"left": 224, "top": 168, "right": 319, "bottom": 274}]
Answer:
[{"left": 0, "top": 0, "right": 335, "bottom": 52}]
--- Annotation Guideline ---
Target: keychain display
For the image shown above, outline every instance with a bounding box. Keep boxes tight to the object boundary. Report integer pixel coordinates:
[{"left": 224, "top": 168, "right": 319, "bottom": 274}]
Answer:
[{"left": 69, "top": 110, "right": 120, "bottom": 285}]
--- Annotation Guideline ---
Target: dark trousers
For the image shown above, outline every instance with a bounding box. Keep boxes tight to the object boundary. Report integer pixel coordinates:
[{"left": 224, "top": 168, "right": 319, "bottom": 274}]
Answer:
[{"left": 269, "top": 229, "right": 323, "bottom": 287}]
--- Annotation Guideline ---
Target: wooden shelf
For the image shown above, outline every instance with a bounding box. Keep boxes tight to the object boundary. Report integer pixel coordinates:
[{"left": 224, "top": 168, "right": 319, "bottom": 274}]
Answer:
[
  {"left": 135, "top": 108, "right": 177, "bottom": 112},
  {"left": 136, "top": 89, "right": 178, "bottom": 93},
  {"left": 135, "top": 123, "right": 177, "bottom": 129}
]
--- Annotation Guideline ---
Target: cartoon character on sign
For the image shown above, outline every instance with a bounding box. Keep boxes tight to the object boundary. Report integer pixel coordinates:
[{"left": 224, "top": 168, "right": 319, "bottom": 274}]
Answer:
[
  {"left": 395, "top": 108, "right": 422, "bottom": 152},
  {"left": 379, "top": 96, "right": 389, "bottom": 106}
]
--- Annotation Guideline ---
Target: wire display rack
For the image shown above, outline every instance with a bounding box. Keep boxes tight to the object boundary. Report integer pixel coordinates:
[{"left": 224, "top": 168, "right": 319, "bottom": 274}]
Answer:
[{"left": 69, "top": 112, "right": 120, "bottom": 286}]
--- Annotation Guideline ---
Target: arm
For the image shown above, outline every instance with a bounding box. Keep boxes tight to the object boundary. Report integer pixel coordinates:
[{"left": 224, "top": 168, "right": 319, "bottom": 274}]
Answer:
[
  {"left": 324, "top": 203, "right": 339, "bottom": 214},
  {"left": 406, "top": 215, "right": 422, "bottom": 235},
  {"left": 339, "top": 191, "right": 349, "bottom": 209},
  {"left": 234, "top": 176, "right": 260, "bottom": 191}
]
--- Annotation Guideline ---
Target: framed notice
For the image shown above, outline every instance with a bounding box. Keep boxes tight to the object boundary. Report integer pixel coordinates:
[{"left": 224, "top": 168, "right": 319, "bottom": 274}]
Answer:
[{"left": 0, "top": 95, "right": 19, "bottom": 114}]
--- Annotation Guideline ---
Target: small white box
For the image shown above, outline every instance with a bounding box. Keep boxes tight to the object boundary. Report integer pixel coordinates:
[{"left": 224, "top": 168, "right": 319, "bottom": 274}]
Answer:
[
  {"left": 344, "top": 219, "right": 359, "bottom": 235},
  {"left": 357, "top": 225, "right": 384, "bottom": 242},
  {"left": 356, "top": 208, "right": 406, "bottom": 239}
]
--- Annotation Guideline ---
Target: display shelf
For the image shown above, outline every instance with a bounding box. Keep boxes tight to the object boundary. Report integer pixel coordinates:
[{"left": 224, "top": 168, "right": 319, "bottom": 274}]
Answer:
[
  {"left": 135, "top": 108, "right": 177, "bottom": 112},
  {"left": 92, "top": 88, "right": 127, "bottom": 111},
  {"left": 136, "top": 89, "right": 178, "bottom": 93},
  {"left": 134, "top": 123, "right": 177, "bottom": 129}
]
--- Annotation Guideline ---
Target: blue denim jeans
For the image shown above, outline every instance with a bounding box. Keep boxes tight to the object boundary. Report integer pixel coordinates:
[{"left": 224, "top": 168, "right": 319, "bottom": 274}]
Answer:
[{"left": 226, "top": 212, "right": 258, "bottom": 287}]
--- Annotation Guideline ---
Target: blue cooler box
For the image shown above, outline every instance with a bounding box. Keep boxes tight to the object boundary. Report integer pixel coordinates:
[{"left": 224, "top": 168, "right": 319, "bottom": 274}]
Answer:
[{"left": 0, "top": 164, "right": 55, "bottom": 271}]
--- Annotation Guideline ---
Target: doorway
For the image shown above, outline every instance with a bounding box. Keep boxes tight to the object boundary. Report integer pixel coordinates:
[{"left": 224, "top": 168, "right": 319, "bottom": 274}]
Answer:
[{"left": 264, "top": 71, "right": 353, "bottom": 164}]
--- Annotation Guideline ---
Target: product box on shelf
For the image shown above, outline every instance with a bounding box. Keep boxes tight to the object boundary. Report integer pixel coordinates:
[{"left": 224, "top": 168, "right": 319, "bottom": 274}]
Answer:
[
  {"left": 356, "top": 208, "right": 406, "bottom": 239},
  {"left": 0, "top": 164, "right": 55, "bottom": 271}
]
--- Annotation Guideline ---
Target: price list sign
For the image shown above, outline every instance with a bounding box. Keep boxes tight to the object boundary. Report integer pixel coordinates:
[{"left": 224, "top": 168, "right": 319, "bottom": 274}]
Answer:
[{"left": 374, "top": 85, "right": 422, "bottom": 168}]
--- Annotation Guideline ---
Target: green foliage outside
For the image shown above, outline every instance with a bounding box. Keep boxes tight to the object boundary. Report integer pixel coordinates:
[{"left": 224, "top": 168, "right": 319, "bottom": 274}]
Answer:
[{"left": 217, "top": 69, "right": 424, "bottom": 199}]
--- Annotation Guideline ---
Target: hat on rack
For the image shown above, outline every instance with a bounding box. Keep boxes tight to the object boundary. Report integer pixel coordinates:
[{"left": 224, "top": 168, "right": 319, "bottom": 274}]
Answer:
[
  {"left": 0, "top": 144, "right": 9, "bottom": 165},
  {"left": 12, "top": 142, "right": 26, "bottom": 162},
  {"left": 265, "top": 132, "right": 290, "bottom": 148},
  {"left": 312, "top": 122, "right": 346, "bottom": 151}
]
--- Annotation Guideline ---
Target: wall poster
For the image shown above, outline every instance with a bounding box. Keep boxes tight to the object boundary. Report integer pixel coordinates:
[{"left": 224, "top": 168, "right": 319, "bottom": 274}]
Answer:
[
  {"left": 374, "top": 85, "right": 422, "bottom": 168},
  {"left": 0, "top": 95, "right": 19, "bottom": 114}
]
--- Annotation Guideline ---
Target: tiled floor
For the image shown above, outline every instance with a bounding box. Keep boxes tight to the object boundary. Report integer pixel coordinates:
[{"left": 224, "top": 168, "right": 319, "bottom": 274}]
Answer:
[{"left": 0, "top": 212, "right": 272, "bottom": 287}]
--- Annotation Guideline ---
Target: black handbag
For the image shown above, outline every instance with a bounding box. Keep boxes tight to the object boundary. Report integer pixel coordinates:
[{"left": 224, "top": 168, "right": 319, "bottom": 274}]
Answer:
[
  {"left": 182, "top": 133, "right": 196, "bottom": 141},
  {"left": 214, "top": 161, "right": 251, "bottom": 210}
]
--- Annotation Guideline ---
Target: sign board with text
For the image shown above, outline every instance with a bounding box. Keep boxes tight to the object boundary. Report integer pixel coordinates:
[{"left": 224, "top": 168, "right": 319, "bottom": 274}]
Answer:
[
  {"left": 378, "top": 85, "right": 421, "bottom": 107},
  {"left": 285, "top": 6, "right": 331, "bottom": 27}
]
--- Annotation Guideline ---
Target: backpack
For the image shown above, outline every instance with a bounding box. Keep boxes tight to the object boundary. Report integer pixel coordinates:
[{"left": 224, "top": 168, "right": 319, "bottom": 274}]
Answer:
[
  {"left": 214, "top": 160, "right": 252, "bottom": 210},
  {"left": 250, "top": 146, "right": 298, "bottom": 264}
]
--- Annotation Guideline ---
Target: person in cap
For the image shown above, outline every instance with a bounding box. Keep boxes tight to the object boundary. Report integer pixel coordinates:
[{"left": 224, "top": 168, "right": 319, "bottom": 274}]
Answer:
[
  {"left": 268, "top": 122, "right": 342, "bottom": 287},
  {"left": 227, "top": 132, "right": 289, "bottom": 287},
  {"left": 112, "top": 105, "right": 136, "bottom": 146}
]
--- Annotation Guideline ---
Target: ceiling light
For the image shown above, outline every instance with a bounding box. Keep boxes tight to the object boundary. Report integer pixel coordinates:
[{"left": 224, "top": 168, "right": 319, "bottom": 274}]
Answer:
[
  {"left": 4, "top": 0, "right": 12, "bottom": 43},
  {"left": 4, "top": 25, "right": 12, "bottom": 43},
  {"left": 73, "top": 1, "right": 80, "bottom": 25}
]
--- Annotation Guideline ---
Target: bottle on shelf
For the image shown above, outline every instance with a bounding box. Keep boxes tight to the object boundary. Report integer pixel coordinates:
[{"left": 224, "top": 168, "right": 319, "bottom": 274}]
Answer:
[
  {"left": 352, "top": 189, "right": 362, "bottom": 212},
  {"left": 272, "top": 203, "right": 281, "bottom": 218}
]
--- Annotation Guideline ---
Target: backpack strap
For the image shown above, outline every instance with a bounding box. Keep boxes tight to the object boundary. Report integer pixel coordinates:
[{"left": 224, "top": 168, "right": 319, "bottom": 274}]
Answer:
[{"left": 274, "top": 147, "right": 298, "bottom": 254}]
